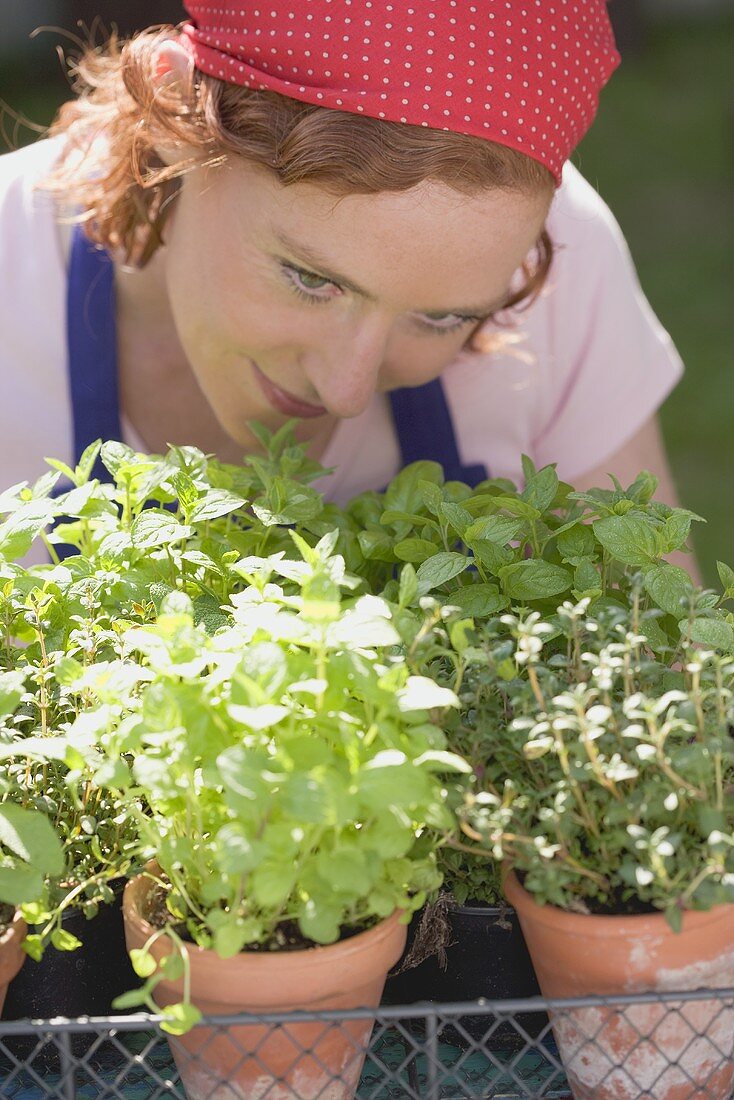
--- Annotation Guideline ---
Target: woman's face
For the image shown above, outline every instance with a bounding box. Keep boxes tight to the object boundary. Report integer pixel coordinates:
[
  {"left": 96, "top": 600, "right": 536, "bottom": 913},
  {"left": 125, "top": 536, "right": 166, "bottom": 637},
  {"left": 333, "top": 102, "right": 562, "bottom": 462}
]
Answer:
[{"left": 160, "top": 157, "right": 551, "bottom": 449}]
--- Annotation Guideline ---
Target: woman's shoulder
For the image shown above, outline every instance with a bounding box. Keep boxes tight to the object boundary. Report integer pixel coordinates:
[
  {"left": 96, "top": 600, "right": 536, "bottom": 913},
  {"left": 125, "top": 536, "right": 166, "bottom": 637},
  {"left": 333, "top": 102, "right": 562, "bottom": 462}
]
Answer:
[
  {"left": 0, "top": 136, "right": 64, "bottom": 205},
  {"left": 546, "top": 161, "right": 629, "bottom": 256},
  {"left": 0, "top": 137, "right": 73, "bottom": 490}
]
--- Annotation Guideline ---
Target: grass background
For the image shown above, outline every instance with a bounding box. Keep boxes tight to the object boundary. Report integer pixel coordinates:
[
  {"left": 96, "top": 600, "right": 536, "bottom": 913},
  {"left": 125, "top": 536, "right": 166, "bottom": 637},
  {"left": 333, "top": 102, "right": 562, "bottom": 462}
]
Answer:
[{"left": 1, "top": 7, "right": 733, "bottom": 584}]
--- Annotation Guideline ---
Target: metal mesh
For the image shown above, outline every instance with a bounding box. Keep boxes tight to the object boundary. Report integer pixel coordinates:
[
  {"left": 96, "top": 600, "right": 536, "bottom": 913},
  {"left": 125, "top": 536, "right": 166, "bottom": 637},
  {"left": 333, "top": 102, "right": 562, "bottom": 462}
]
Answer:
[{"left": 1, "top": 989, "right": 733, "bottom": 1099}]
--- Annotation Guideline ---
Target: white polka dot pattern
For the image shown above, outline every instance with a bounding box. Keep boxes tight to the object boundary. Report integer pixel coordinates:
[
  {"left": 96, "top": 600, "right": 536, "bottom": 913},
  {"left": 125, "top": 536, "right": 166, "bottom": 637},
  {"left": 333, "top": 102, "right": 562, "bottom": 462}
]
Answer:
[{"left": 180, "top": 1, "right": 620, "bottom": 183}]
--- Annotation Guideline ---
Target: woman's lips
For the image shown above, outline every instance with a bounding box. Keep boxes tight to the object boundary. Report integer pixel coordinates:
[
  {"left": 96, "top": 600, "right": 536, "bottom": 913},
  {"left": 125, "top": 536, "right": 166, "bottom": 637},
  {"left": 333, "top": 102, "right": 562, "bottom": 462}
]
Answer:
[{"left": 252, "top": 362, "right": 327, "bottom": 419}]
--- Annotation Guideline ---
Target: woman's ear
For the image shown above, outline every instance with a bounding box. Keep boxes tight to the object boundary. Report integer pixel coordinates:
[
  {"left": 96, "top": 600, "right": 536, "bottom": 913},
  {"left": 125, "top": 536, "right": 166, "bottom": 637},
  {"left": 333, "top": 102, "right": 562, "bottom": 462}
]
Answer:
[
  {"left": 150, "top": 39, "right": 197, "bottom": 167},
  {"left": 152, "top": 39, "right": 194, "bottom": 89}
]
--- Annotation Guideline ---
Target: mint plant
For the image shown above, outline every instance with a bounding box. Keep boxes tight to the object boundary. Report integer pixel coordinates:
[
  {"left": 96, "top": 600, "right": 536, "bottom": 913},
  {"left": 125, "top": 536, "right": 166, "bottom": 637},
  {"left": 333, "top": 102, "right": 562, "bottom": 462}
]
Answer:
[
  {"left": 338, "top": 457, "right": 730, "bottom": 657},
  {"left": 458, "top": 596, "right": 734, "bottom": 930},
  {"left": 65, "top": 531, "right": 472, "bottom": 1032}
]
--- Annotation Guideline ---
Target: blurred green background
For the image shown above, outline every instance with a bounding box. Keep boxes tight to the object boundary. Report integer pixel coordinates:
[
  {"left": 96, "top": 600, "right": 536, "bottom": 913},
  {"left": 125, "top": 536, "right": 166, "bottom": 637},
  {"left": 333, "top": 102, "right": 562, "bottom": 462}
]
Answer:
[{"left": 1, "top": 2, "right": 733, "bottom": 584}]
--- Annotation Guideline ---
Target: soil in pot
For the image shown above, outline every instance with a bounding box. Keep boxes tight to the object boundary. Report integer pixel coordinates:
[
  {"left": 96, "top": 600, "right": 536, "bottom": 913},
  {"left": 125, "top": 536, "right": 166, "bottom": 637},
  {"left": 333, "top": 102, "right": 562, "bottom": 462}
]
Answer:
[
  {"left": 382, "top": 897, "right": 547, "bottom": 1050},
  {"left": 124, "top": 869, "right": 408, "bottom": 1100},
  {"left": 0, "top": 907, "right": 26, "bottom": 1018},
  {"left": 0, "top": 889, "right": 139, "bottom": 1074},
  {"left": 505, "top": 870, "right": 734, "bottom": 1100}
]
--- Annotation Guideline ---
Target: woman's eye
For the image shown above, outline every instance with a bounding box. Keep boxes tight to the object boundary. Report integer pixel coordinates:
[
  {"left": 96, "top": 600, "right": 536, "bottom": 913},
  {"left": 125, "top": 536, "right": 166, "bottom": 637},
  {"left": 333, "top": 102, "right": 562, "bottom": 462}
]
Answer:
[
  {"left": 284, "top": 265, "right": 336, "bottom": 298},
  {"left": 418, "top": 314, "right": 473, "bottom": 334}
]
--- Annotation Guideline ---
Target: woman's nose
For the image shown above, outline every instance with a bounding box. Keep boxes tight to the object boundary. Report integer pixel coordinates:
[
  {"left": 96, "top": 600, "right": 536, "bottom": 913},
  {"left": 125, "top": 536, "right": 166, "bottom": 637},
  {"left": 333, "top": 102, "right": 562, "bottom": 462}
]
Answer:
[{"left": 301, "top": 321, "right": 390, "bottom": 419}]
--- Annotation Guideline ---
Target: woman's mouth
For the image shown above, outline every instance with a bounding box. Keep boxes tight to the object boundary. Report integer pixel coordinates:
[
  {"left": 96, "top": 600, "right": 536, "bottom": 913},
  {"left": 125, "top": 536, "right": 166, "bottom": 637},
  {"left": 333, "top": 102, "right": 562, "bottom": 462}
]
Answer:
[{"left": 252, "top": 362, "right": 328, "bottom": 419}]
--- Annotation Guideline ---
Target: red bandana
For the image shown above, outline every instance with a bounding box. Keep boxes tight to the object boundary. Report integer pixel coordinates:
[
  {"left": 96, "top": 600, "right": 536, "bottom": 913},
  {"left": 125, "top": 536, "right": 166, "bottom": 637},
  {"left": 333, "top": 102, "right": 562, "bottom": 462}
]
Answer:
[{"left": 180, "top": 1, "right": 620, "bottom": 183}]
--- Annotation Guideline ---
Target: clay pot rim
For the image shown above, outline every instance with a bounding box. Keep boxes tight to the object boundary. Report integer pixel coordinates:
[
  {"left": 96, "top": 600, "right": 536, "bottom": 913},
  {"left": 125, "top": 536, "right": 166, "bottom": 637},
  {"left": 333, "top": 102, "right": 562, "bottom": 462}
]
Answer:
[
  {"left": 504, "top": 869, "right": 734, "bottom": 937},
  {"left": 444, "top": 902, "right": 516, "bottom": 920},
  {"left": 0, "top": 909, "right": 26, "bottom": 949},
  {"left": 124, "top": 865, "right": 406, "bottom": 975}
]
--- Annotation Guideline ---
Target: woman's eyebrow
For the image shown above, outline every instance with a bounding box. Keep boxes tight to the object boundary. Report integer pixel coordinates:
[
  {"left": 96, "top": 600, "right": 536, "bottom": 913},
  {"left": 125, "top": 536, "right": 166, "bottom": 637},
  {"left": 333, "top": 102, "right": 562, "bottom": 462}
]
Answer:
[{"left": 271, "top": 228, "right": 509, "bottom": 317}]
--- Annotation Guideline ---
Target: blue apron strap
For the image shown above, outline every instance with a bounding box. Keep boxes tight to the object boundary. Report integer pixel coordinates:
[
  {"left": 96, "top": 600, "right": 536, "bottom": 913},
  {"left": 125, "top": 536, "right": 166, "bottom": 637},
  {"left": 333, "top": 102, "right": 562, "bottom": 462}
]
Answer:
[
  {"left": 47, "top": 226, "right": 123, "bottom": 559},
  {"left": 388, "top": 378, "right": 488, "bottom": 487},
  {"left": 65, "top": 224, "right": 122, "bottom": 483}
]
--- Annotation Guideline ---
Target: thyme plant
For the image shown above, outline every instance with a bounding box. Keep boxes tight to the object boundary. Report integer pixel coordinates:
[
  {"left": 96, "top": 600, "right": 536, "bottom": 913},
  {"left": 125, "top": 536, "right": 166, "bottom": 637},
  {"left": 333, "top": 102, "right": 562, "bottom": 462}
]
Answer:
[{"left": 459, "top": 596, "right": 734, "bottom": 929}]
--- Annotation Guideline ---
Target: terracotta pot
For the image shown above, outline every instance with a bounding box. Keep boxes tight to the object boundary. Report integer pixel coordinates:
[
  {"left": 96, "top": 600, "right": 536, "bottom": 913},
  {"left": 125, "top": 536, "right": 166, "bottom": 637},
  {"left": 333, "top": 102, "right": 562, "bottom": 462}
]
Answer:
[
  {"left": 123, "top": 869, "right": 407, "bottom": 1100},
  {"left": 504, "top": 871, "right": 734, "bottom": 1100},
  {"left": 0, "top": 910, "right": 27, "bottom": 1016}
]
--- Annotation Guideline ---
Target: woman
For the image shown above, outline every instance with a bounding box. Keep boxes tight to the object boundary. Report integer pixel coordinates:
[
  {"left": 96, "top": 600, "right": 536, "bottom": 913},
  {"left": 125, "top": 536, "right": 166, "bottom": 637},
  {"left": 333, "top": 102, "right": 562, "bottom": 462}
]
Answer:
[{"left": 0, "top": 2, "right": 687, "bottom": 564}]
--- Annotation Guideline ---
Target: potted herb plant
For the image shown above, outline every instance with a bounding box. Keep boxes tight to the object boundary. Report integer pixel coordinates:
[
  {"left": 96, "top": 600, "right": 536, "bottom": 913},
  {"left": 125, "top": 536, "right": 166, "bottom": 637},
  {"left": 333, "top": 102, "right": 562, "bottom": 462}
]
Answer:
[
  {"left": 80, "top": 531, "right": 471, "bottom": 1099},
  {"left": 462, "top": 595, "right": 734, "bottom": 1100}
]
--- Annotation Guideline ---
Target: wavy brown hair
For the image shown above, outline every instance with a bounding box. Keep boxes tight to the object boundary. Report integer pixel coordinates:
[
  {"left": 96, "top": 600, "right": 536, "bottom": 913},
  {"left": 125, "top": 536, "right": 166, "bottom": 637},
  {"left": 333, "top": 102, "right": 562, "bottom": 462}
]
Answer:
[{"left": 43, "top": 27, "right": 555, "bottom": 333}]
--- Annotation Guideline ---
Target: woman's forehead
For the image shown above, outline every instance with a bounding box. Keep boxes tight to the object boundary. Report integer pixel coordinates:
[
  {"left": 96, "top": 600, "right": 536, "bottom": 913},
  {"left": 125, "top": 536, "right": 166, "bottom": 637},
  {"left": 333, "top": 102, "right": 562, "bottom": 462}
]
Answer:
[{"left": 209, "top": 166, "right": 551, "bottom": 313}]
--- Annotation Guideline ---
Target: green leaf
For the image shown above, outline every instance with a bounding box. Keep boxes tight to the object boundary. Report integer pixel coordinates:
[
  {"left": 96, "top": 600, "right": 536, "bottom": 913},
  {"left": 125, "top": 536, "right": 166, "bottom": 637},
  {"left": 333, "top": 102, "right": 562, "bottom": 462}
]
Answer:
[
  {"left": 573, "top": 560, "right": 601, "bottom": 594},
  {"left": 593, "top": 516, "right": 662, "bottom": 567},
  {"left": 76, "top": 441, "right": 103, "bottom": 486},
  {"left": 188, "top": 490, "right": 247, "bottom": 524},
  {"left": 22, "top": 934, "right": 45, "bottom": 961},
  {"left": 638, "top": 614, "right": 669, "bottom": 653},
  {"left": 357, "top": 529, "right": 396, "bottom": 561},
  {"left": 213, "top": 922, "right": 249, "bottom": 958},
  {"left": 444, "top": 583, "right": 508, "bottom": 617},
  {"left": 359, "top": 757, "right": 431, "bottom": 806},
  {"left": 100, "top": 441, "right": 137, "bottom": 478},
  {"left": 416, "top": 552, "right": 468, "bottom": 595},
  {"left": 0, "top": 864, "right": 44, "bottom": 908},
  {"left": 298, "top": 900, "right": 342, "bottom": 945},
  {"left": 130, "top": 512, "right": 195, "bottom": 550},
  {"left": 160, "top": 1003, "right": 203, "bottom": 1036},
  {"left": 214, "top": 825, "right": 264, "bottom": 875},
  {"left": 394, "top": 538, "right": 438, "bottom": 563},
  {"left": 661, "top": 512, "right": 692, "bottom": 554},
  {"left": 464, "top": 516, "right": 521, "bottom": 545},
  {"left": 0, "top": 670, "right": 26, "bottom": 717},
  {"left": 251, "top": 862, "right": 296, "bottom": 908},
  {"left": 717, "top": 561, "right": 734, "bottom": 596},
  {"left": 0, "top": 804, "right": 64, "bottom": 877},
  {"left": 54, "top": 655, "right": 85, "bottom": 687},
  {"left": 644, "top": 564, "right": 694, "bottom": 617},
  {"left": 679, "top": 617, "right": 734, "bottom": 652},
  {"left": 499, "top": 560, "right": 572, "bottom": 601},
  {"left": 439, "top": 502, "right": 473, "bottom": 535},
  {"left": 130, "top": 948, "right": 158, "bottom": 978},
  {"left": 112, "top": 987, "right": 151, "bottom": 1010},
  {"left": 316, "top": 849, "right": 372, "bottom": 895},
  {"left": 522, "top": 465, "right": 559, "bottom": 514},
  {"left": 0, "top": 501, "right": 55, "bottom": 560},
  {"left": 556, "top": 523, "right": 596, "bottom": 561},
  {"left": 50, "top": 928, "right": 83, "bottom": 952},
  {"left": 469, "top": 539, "right": 514, "bottom": 575},
  {"left": 398, "top": 564, "right": 418, "bottom": 609},
  {"left": 626, "top": 470, "right": 659, "bottom": 504},
  {"left": 385, "top": 462, "right": 443, "bottom": 515}
]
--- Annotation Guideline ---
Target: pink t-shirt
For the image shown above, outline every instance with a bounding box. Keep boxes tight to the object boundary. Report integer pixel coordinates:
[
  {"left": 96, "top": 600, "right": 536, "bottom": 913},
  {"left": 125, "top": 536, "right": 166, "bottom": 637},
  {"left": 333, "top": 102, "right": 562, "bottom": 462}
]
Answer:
[{"left": 0, "top": 138, "right": 682, "bottom": 521}]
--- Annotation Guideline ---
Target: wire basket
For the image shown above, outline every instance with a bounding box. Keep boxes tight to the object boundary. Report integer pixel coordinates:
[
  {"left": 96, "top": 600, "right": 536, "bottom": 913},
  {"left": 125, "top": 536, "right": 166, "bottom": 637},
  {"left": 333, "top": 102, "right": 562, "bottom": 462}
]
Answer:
[{"left": 1, "top": 988, "right": 733, "bottom": 1099}]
